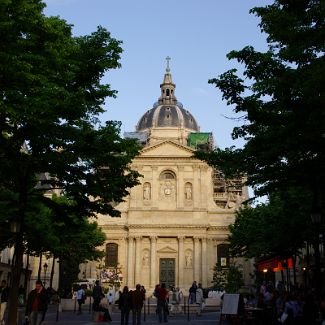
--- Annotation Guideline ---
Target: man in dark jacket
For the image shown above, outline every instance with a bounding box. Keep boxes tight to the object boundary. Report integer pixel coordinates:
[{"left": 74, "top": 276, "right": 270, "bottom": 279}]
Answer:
[
  {"left": 131, "top": 284, "right": 145, "bottom": 325},
  {"left": 92, "top": 280, "right": 103, "bottom": 311},
  {"left": 25, "top": 280, "right": 48, "bottom": 325}
]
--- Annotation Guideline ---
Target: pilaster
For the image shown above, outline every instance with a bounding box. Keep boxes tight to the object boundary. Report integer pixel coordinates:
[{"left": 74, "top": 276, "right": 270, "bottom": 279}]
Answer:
[{"left": 150, "top": 236, "right": 157, "bottom": 288}]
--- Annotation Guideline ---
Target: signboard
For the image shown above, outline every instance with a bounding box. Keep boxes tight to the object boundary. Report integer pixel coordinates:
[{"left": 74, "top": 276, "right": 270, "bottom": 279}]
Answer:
[{"left": 221, "top": 294, "right": 239, "bottom": 315}]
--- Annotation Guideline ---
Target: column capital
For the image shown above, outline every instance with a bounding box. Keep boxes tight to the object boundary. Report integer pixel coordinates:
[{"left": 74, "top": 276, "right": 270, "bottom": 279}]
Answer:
[
  {"left": 135, "top": 236, "right": 142, "bottom": 241},
  {"left": 178, "top": 236, "right": 185, "bottom": 241},
  {"left": 150, "top": 236, "right": 158, "bottom": 241},
  {"left": 193, "top": 236, "right": 201, "bottom": 242}
]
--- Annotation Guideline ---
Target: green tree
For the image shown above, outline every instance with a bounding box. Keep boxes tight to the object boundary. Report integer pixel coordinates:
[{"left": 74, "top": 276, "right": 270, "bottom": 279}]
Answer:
[
  {"left": 211, "top": 264, "right": 227, "bottom": 291},
  {"left": 212, "top": 263, "right": 244, "bottom": 293},
  {"left": 196, "top": 0, "right": 325, "bottom": 296},
  {"left": 229, "top": 189, "right": 313, "bottom": 259},
  {"left": 0, "top": 1, "right": 140, "bottom": 323},
  {"left": 196, "top": 0, "right": 325, "bottom": 200}
]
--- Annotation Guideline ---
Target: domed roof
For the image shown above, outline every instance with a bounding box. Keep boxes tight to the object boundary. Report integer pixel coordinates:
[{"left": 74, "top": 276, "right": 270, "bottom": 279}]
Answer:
[
  {"left": 136, "top": 57, "right": 199, "bottom": 132},
  {"left": 136, "top": 104, "right": 199, "bottom": 132}
]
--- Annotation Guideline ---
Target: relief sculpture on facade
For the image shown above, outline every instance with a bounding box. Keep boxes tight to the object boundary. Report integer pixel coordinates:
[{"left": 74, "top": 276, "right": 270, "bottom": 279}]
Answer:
[{"left": 160, "top": 181, "right": 176, "bottom": 199}]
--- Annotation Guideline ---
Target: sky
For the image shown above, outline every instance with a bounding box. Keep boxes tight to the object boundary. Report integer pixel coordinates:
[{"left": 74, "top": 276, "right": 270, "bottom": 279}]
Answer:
[{"left": 43, "top": 0, "right": 272, "bottom": 149}]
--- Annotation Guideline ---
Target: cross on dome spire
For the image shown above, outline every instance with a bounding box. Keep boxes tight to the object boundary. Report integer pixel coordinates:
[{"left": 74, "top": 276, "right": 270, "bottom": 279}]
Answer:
[
  {"left": 159, "top": 56, "right": 176, "bottom": 105},
  {"left": 165, "top": 56, "right": 171, "bottom": 73}
]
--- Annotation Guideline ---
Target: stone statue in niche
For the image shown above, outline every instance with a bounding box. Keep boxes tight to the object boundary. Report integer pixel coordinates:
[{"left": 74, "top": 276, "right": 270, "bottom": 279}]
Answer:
[
  {"left": 185, "top": 252, "right": 192, "bottom": 267},
  {"left": 185, "top": 183, "right": 192, "bottom": 200},
  {"left": 142, "top": 252, "right": 149, "bottom": 266},
  {"left": 143, "top": 183, "right": 151, "bottom": 200}
]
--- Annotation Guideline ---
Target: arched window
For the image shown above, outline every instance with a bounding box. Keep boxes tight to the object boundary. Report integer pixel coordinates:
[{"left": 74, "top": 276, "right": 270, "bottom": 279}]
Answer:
[
  {"left": 160, "top": 170, "right": 176, "bottom": 180},
  {"left": 106, "top": 243, "right": 118, "bottom": 267},
  {"left": 217, "top": 244, "right": 229, "bottom": 267},
  {"left": 166, "top": 89, "right": 170, "bottom": 96}
]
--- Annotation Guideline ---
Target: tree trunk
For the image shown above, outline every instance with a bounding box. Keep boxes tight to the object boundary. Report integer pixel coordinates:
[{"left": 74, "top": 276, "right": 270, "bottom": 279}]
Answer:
[
  {"left": 293, "top": 254, "right": 297, "bottom": 285},
  {"left": 23, "top": 253, "right": 30, "bottom": 301},
  {"left": 50, "top": 256, "right": 55, "bottom": 289},
  {"left": 7, "top": 232, "right": 24, "bottom": 325},
  {"left": 38, "top": 254, "right": 42, "bottom": 281}
]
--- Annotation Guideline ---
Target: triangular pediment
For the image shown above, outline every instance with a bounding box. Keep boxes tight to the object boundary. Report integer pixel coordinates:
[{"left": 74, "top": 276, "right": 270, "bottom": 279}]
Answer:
[
  {"left": 157, "top": 246, "right": 178, "bottom": 253},
  {"left": 140, "top": 140, "right": 195, "bottom": 158}
]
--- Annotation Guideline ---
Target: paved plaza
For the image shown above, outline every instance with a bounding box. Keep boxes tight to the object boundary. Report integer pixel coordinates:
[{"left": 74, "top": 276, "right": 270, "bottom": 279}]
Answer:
[{"left": 38, "top": 305, "right": 223, "bottom": 325}]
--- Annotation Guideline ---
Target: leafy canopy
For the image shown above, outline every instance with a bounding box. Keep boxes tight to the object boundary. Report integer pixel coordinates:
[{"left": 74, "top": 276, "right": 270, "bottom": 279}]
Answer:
[
  {"left": 0, "top": 1, "right": 140, "bottom": 320},
  {"left": 196, "top": 0, "right": 325, "bottom": 198}
]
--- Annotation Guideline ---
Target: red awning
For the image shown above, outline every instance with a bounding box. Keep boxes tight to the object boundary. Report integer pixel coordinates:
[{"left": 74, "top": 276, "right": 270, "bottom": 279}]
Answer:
[
  {"left": 258, "top": 256, "right": 293, "bottom": 272},
  {"left": 258, "top": 256, "right": 280, "bottom": 271}
]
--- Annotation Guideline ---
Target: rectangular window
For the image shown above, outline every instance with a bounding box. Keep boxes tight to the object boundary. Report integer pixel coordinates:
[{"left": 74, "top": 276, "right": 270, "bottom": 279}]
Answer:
[{"left": 106, "top": 243, "right": 118, "bottom": 267}]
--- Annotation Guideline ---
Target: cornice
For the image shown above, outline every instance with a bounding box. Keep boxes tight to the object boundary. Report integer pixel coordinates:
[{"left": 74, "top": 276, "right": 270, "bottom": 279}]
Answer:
[
  {"left": 140, "top": 140, "right": 195, "bottom": 154},
  {"left": 132, "top": 156, "right": 197, "bottom": 162},
  {"left": 127, "top": 224, "right": 210, "bottom": 229},
  {"left": 100, "top": 224, "right": 229, "bottom": 231}
]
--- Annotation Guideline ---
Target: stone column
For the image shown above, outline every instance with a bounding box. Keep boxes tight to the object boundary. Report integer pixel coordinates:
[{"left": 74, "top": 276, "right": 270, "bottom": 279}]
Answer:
[
  {"left": 127, "top": 237, "right": 134, "bottom": 288},
  {"left": 134, "top": 236, "right": 142, "bottom": 285},
  {"left": 194, "top": 237, "right": 200, "bottom": 282},
  {"left": 150, "top": 236, "right": 157, "bottom": 288},
  {"left": 201, "top": 237, "right": 207, "bottom": 287},
  {"left": 178, "top": 236, "right": 185, "bottom": 289}
]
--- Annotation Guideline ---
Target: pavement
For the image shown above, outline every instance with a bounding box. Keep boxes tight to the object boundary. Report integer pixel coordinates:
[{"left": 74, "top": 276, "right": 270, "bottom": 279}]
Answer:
[{"left": 39, "top": 304, "right": 223, "bottom": 325}]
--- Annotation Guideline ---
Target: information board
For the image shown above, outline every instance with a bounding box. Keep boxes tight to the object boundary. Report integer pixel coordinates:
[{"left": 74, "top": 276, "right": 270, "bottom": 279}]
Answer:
[{"left": 221, "top": 293, "right": 239, "bottom": 315}]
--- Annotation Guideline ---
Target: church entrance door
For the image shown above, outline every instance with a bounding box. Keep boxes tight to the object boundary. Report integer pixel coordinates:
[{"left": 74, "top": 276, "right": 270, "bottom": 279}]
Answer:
[{"left": 159, "top": 258, "right": 175, "bottom": 289}]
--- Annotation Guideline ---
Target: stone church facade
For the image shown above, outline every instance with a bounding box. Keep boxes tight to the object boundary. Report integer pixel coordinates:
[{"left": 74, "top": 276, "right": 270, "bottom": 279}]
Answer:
[{"left": 80, "top": 61, "right": 251, "bottom": 293}]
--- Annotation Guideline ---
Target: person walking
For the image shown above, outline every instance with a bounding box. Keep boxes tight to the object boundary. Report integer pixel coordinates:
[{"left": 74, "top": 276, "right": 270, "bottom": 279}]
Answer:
[
  {"left": 92, "top": 280, "right": 103, "bottom": 311},
  {"left": 195, "top": 283, "right": 204, "bottom": 316},
  {"left": 25, "top": 280, "right": 48, "bottom": 325},
  {"left": 189, "top": 281, "right": 197, "bottom": 304},
  {"left": 0, "top": 280, "right": 9, "bottom": 325},
  {"left": 131, "top": 284, "right": 145, "bottom": 325},
  {"left": 107, "top": 292, "right": 114, "bottom": 318},
  {"left": 118, "top": 286, "right": 132, "bottom": 325},
  {"left": 156, "top": 283, "right": 169, "bottom": 323},
  {"left": 76, "top": 286, "right": 85, "bottom": 314}
]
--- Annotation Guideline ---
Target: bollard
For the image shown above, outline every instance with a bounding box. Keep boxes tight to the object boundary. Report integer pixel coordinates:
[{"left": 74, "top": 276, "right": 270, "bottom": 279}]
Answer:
[
  {"left": 56, "top": 301, "right": 60, "bottom": 322},
  {"left": 89, "top": 296, "right": 92, "bottom": 314},
  {"left": 73, "top": 297, "right": 77, "bottom": 313},
  {"left": 184, "top": 296, "right": 186, "bottom": 316},
  {"left": 187, "top": 298, "right": 190, "bottom": 322},
  {"left": 147, "top": 297, "right": 150, "bottom": 315},
  {"left": 143, "top": 299, "right": 146, "bottom": 322}
]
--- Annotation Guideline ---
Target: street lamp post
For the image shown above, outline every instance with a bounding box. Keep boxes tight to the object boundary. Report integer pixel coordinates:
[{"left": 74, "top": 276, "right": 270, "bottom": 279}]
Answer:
[{"left": 43, "top": 263, "right": 48, "bottom": 288}]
